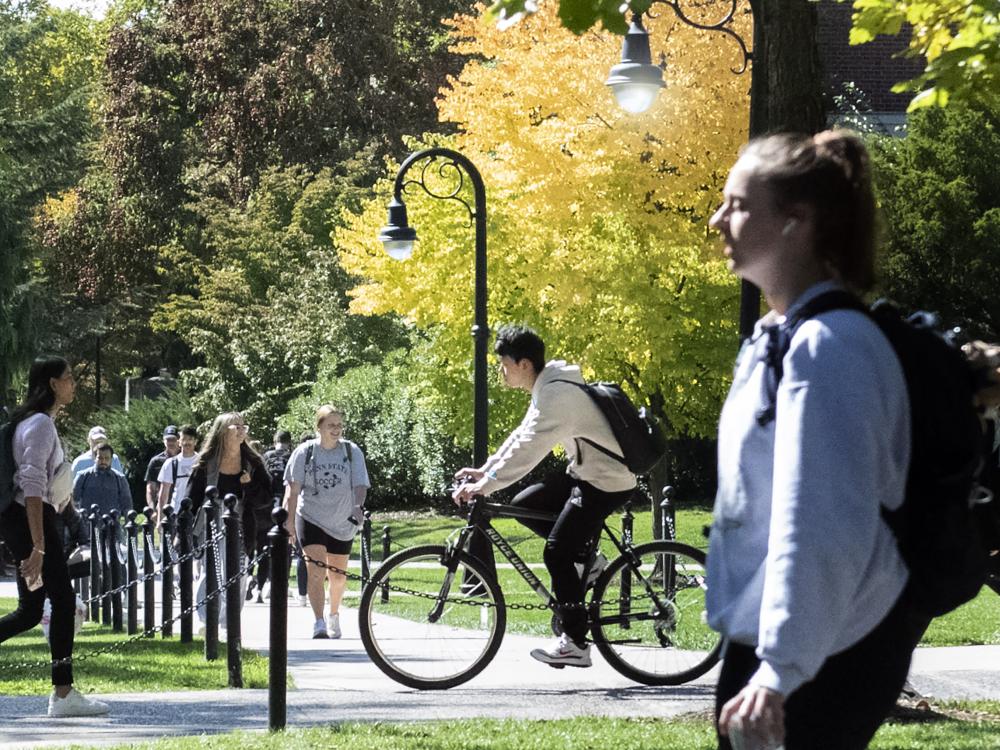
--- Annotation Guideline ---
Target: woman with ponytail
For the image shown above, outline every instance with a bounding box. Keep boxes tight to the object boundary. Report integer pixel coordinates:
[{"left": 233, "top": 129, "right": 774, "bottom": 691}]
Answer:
[{"left": 705, "top": 131, "right": 927, "bottom": 749}]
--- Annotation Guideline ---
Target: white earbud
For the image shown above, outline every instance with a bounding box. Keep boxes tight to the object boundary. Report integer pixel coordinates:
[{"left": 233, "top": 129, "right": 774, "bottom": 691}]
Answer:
[{"left": 782, "top": 219, "right": 797, "bottom": 237}]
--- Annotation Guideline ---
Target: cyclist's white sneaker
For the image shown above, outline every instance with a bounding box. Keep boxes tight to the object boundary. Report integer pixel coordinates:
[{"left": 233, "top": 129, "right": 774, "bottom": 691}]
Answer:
[
  {"left": 325, "top": 612, "right": 341, "bottom": 639},
  {"left": 312, "top": 618, "right": 328, "bottom": 639},
  {"left": 48, "top": 688, "right": 110, "bottom": 717},
  {"left": 298, "top": 594, "right": 309, "bottom": 607},
  {"left": 530, "top": 634, "right": 592, "bottom": 668}
]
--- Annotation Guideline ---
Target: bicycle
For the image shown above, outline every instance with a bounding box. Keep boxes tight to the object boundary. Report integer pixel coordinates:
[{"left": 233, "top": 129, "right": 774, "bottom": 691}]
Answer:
[{"left": 358, "top": 494, "right": 721, "bottom": 690}]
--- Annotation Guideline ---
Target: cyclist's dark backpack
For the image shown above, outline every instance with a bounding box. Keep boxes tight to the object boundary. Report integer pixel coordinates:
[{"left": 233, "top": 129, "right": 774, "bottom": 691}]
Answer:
[
  {"left": 553, "top": 380, "right": 668, "bottom": 475},
  {"left": 761, "top": 291, "right": 994, "bottom": 618}
]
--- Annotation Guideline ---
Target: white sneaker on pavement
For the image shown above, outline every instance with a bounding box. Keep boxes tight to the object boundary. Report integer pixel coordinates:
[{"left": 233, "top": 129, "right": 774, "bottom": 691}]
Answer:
[
  {"left": 48, "top": 688, "right": 110, "bottom": 717},
  {"left": 529, "top": 633, "right": 592, "bottom": 668},
  {"left": 325, "top": 612, "right": 341, "bottom": 639},
  {"left": 312, "top": 618, "right": 329, "bottom": 639},
  {"left": 298, "top": 594, "right": 308, "bottom": 607}
]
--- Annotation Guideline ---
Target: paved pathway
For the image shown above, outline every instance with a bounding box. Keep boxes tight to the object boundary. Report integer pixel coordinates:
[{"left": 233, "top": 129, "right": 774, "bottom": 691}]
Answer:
[{"left": 0, "top": 580, "right": 997, "bottom": 748}]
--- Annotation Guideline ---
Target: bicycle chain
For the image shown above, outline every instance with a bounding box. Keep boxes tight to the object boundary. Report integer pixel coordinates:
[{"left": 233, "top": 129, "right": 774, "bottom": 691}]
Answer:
[
  {"left": 299, "top": 551, "right": 692, "bottom": 612},
  {"left": 3, "top": 547, "right": 273, "bottom": 672}
]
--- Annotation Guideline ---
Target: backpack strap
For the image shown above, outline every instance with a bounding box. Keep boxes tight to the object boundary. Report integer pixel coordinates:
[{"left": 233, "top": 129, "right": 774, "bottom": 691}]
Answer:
[
  {"left": 550, "top": 378, "right": 627, "bottom": 465},
  {"left": 757, "top": 290, "right": 868, "bottom": 427}
]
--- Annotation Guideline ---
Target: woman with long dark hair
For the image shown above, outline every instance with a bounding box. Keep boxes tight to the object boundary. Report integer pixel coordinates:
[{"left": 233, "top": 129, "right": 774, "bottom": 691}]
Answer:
[
  {"left": 0, "top": 356, "right": 109, "bottom": 717},
  {"left": 186, "top": 412, "right": 271, "bottom": 621}
]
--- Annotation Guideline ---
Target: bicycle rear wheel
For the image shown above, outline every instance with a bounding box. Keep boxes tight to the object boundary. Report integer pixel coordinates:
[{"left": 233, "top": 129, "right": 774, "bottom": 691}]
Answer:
[
  {"left": 590, "top": 540, "right": 720, "bottom": 685},
  {"left": 358, "top": 544, "right": 506, "bottom": 690}
]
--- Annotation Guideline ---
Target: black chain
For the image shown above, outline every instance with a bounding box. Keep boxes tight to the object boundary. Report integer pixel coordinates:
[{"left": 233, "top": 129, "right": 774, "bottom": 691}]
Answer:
[{"left": 3, "top": 547, "right": 273, "bottom": 672}]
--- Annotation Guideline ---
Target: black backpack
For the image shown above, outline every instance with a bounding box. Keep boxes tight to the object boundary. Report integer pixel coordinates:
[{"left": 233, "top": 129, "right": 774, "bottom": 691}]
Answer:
[
  {"left": 762, "top": 291, "right": 993, "bottom": 618},
  {"left": 553, "top": 379, "right": 667, "bottom": 476},
  {"left": 264, "top": 447, "right": 290, "bottom": 496},
  {"left": 0, "top": 419, "right": 18, "bottom": 520}
]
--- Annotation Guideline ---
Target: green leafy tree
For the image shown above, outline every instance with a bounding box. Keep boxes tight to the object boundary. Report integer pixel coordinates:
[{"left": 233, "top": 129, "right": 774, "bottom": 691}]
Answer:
[
  {"left": 870, "top": 101, "right": 1000, "bottom": 337},
  {"left": 153, "top": 166, "right": 407, "bottom": 432},
  {"left": 851, "top": 0, "right": 1000, "bottom": 110},
  {"left": 0, "top": 0, "right": 101, "bottom": 405}
]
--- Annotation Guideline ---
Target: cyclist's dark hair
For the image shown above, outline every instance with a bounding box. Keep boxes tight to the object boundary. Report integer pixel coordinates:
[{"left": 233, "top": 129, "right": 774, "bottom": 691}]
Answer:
[
  {"left": 179, "top": 424, "right": 198, "bottom": 439},
  {"left": 493, "top": 325, "right": 545, "bottom": 373},
  {"left": 274, "top": 429, "right": 291, "bottom": 445},
  {"left": 10, "top": 356, "right": 70, "bottom": 423},
  {"left": 95, "top": 442, "right": 114, "bottom": 456}
]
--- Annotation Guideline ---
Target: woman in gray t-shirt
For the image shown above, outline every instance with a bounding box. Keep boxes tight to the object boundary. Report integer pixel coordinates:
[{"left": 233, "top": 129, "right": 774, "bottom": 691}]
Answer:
[{"left": 284, "top": 405, "right": 370, "bottom": 639}]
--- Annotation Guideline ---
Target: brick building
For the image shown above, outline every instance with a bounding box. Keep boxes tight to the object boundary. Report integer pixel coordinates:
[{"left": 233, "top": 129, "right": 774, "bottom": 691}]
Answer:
[{"left": 815, "top": 1, "right": 925, "bottom": 132}]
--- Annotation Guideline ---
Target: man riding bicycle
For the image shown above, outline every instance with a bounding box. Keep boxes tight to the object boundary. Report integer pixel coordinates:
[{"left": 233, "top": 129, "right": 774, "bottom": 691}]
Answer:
[{"left": 453, "top": 325, "right": 636, "bottom": 668}]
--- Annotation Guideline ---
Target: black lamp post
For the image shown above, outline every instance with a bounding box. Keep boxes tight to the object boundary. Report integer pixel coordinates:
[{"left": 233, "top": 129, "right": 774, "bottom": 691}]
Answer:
[
  {"left": 606, "top": 1, "right": 759, "bottom": 341},
  {"left": 378, "top": 148, "right": 496, "bottom": 578}
]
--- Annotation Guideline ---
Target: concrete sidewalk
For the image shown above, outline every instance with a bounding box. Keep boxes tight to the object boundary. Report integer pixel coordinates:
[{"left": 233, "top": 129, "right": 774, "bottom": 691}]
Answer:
[{"left": 1, "top": 579, "right": 997, "bottom": 748}]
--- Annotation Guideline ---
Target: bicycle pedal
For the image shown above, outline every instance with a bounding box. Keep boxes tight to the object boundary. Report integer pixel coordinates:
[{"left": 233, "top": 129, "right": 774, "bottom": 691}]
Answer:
[{"left": 547, "top": 663, "right": 566, "bottom": 669}]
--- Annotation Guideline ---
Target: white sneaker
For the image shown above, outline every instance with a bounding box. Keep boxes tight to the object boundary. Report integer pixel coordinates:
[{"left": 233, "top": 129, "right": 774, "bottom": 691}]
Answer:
[
  {"left": 312, "top": 618, "right": 328, "bottom": 639},
  {"left": 325, "top": 612, "right": 341, "bottom": 639},
  {"left": 530, "top": 633, "right": 592, "bottom": 668},
  {"left": 261, "top": 581, "right": 271, "bottom": 601},
  {"left": 48, "top": 688, "right": 110, "bottom": 717},
  {"left": 575, "top": 551, "right": 609, "bottom": 589},
  {"left": 298, "top": 594, "right": 309, "bottom": 607}
]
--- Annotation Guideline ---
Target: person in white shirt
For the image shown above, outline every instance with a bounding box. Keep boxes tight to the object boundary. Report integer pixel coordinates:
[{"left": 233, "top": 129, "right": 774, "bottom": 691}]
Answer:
[
  {"left": 156, "top": 424, "right": 199, "bottom": 517},
  {"left": 706, "top": 131, "right": 928, "bottom": 750},
  {"left": 453, "top": 325, "right": 636, "bottom": 668}
]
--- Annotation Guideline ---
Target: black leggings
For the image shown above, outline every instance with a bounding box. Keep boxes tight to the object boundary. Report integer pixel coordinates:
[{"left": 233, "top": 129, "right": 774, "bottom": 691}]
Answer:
[
  {"left": 715, "top": 589, "right": 930, "bottom": 750},
  {"left": 511, "top": 472, "right": 633, "bottom": 645},
  {"left": 0, "top": 502, "right": 76, "bottom": 686}
]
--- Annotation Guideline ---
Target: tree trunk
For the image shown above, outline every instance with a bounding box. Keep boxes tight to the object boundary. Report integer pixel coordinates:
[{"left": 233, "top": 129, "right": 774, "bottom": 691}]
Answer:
[{"left": 749, "top": 0, "right": 827, "bottom": 137}]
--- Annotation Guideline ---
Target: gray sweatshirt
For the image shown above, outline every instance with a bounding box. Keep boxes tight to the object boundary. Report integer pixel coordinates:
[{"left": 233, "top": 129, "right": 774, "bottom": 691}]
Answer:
[
  {"left": 706, "top": 280, "right": 910, "bottom": 697},
  {"left": 480, "top": 360, "right": 637, "bottom": 495}
]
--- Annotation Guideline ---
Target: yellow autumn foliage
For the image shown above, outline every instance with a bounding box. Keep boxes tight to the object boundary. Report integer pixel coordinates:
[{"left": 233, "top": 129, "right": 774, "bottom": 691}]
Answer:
[{"left": 337, "top": 3, "right": 750, "bottom": 440}]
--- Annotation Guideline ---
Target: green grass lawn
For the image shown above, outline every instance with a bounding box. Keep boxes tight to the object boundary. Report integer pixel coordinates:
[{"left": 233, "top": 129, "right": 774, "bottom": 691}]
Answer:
[
  {"left": 68, "top": 705, "right": 1000, "bottom": 750},
  {"left": 0, "top": 598, "right": 269, "bottom": 695}
]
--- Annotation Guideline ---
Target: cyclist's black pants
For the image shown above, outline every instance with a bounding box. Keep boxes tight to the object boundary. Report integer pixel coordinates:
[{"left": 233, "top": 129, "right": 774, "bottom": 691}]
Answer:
[
  {"left": 511, "top": 472, "right": 634, "bottom": 647},
  {"left": 715, "top": 587, "right": 930, "bottom": 750}
]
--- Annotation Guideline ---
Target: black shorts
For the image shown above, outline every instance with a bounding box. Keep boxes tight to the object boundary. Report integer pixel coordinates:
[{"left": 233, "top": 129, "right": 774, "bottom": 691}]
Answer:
[{"left": 295, "top": 515, "right": 353, "bottom": 555}]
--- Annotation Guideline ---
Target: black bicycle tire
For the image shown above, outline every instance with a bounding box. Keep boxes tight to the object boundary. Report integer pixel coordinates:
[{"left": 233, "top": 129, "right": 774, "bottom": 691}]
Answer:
[
  {"left": 358, "top": 543, "right": 507, "bottom": 690},
  {"left": 590, "top": 540, "right": 721, "bottom": 686}
]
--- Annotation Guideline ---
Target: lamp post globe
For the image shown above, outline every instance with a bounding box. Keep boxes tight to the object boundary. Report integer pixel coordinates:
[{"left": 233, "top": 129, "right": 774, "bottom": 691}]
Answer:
[
  {"left": 378, "top": 197, "right": 417, "bottom": 261},
  {"left": 605, "top": 16, "right": 665, "bottom": 114}
]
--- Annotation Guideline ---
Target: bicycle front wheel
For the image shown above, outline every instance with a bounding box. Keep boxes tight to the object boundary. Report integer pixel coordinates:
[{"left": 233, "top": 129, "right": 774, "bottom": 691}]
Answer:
[
  {"left": 590, "top": 540, "right": 720, "bottom": 685},
  {"left": 358, "top": 544, "right": 506, "bottom": 690}
]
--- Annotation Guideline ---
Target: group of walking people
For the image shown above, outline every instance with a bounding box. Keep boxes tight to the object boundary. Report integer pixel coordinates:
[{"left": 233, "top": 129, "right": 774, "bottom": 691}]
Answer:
[{"left": 1, "top": 127, "right": 994, "bottom": 745}]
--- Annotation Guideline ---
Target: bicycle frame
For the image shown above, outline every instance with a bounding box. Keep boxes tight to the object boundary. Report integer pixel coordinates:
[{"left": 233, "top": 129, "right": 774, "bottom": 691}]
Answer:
[{"left": 435, "top": 498, "right": 672, "bottom": 620}]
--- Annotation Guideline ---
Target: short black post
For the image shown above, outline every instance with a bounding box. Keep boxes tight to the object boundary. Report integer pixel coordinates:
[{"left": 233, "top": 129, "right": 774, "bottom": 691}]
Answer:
[
  {"left": 88, "top": 505, "right": 101, "bottom": 622},
  {"left": 108, "top": 512, "right": 123, "bottom": 632},
  {"left": 203, "top": 486, "right": 220, "bottom": 661},
  {"left": 361, "top": 511, "right": 372, "bottom": 586},
  {"left": 268, "top": 506, "right": 289, "bottom": 731},
  {"left": 620, "top": 501, "right": 633, "bottom": 628},
  {"left": 660, "top": 485, "right": 676, "bottom": 542},
  {"left": 100, "top": 513, "right": 113, "bottom": 626},
  {"left": 381, "top": 525, "right": 391, "bottom": 603},
  {"left": 660, "top": 486, "right": 677, "bottom": 592},
  {"left": 177, "top": 499, "right": 194, "bottom": 643},
  {"left": 223, "top": 493, "right": 243, "bottom": 687},
  {"left": 143, "top": 508, "right": 156, "bottom": 635},
  {"left": 125, "top": 510, "right": 139, "bottom": 635},
  {"left": 160, "top": 506, "right": 175, "bottom": 638}
]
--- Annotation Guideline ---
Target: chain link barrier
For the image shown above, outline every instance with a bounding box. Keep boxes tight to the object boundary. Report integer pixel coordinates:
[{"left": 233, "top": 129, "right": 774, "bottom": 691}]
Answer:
[{"left": 3, "top": 545, "right": 273, "bottom": 672}]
